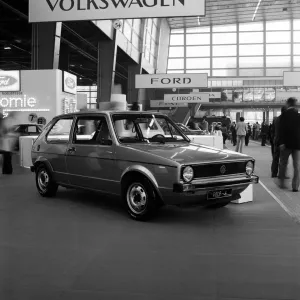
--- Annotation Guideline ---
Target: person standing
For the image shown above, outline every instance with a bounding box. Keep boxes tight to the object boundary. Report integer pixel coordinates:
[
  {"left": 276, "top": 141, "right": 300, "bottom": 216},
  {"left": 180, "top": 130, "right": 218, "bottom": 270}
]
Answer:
[
  {"left": 230, "top": 122, "right": 237, "bottom": 146},
  {"left": 235, "top": 117, "right": 248, "bottom": 153},
  {"left": 278, "top": 97, "right": 300, "bottom": 192},
  {"left": 271, "top": 106, "right": 287, "bottom": 178},
  {"left": 221, "top": 123, "right": 228, "bottom": 147},
  {"left": 261, "top": 121, "right": 269, "bottom": 146},
  {"left": 245, "top": 123, "right": 251, "bottom": 146},
  {"left": 199, "top": 116, "right": 208, "bottom": 132},
  {"left": 254, "top": 122, "right": 260, "bottom": 140}
]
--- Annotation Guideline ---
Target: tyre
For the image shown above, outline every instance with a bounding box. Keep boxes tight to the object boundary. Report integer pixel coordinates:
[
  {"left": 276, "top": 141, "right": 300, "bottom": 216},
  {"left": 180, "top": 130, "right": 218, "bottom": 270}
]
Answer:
[
  {"left": 36, "top": 165, "right": 58, "bottom": 197},
  {"left": 122, "top": 176, "right": 159, "bottom": 221},
  {"left": 206, "top": 200, "right": 231, "bottom": 209}
]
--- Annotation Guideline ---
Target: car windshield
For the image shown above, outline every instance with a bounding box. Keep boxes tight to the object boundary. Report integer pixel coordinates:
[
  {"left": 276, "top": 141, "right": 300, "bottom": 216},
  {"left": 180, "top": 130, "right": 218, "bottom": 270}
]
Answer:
[{"left": 112, "top": 114, "right": 189, "bottom": 144}]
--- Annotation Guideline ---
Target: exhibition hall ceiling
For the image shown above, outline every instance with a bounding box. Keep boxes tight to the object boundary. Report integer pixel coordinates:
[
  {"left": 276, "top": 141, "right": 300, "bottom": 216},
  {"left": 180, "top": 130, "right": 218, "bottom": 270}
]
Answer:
[{"left": 167, "top": 0, "right": 300, "bottom": 28}]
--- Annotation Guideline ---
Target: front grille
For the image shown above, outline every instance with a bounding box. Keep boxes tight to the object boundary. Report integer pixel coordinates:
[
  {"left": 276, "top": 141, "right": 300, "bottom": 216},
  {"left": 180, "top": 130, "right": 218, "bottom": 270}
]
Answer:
[{"left": 192, "top": 162, "right": 246, "bottom": 179}]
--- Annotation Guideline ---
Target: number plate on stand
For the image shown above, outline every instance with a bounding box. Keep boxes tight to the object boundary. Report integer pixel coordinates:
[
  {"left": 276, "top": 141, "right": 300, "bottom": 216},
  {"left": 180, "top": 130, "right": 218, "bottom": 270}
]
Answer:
[{"left": 208, "top": 189, "right": 232, "bottom": 200}]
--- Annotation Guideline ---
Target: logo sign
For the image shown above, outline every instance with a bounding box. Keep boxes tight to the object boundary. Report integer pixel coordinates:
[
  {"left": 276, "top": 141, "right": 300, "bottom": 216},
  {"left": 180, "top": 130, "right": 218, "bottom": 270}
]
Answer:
[
  {"left": 0, "top": 71, "right": 21, "bottom": 92},
  {"left": 29, "top": 0, "right": 206, "bottom": 23},
  {"left": 28, "top": 113, "right": 38, "bottom": 123},
  {"left": 220, "top": 165, "right": 226, "bottom": 175},
  {"left": 283, "top": 71, "right": 300, "bottom": 87},
  {"left": 136, "top": 73, "right": 208, "bottom": 89},
  {"left": 164, "top": 93, "right": 210, "bottom": 104},
  {"left": 63, "top": 71, "right": 77, "bottom": 95},
  {"left": 191, "top": 92, "right": 221, "bottom": 99},
  {"left": 150, "top": 100, "right": 188, "bottom": 108},
  {"left": 37, "top": 117, "right": 47, "bottom": 125}
]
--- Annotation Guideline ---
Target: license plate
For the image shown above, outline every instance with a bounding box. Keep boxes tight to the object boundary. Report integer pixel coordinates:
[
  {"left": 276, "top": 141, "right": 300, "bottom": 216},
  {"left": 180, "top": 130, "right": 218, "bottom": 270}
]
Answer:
[{"left": 207, "top": 189, "right": 232, "bottom": 200}]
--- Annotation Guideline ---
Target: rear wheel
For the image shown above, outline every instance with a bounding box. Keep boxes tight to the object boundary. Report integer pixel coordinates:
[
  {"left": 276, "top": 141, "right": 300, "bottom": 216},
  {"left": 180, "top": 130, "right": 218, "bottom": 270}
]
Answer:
[
  {"left": 36, "top": 165, "right": 58, "bottom": 197},
  {"left": 122, "top": 176, "right": 159, "bottom": 221}
]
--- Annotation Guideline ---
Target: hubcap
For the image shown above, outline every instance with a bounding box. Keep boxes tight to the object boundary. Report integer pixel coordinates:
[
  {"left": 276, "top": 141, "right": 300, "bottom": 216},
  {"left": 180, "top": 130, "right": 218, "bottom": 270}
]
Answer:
[
  {"left": 38, "top": 170, "right": 49, "bottom": 192},
  {"left": 127, "top": 183, "right": 147, "bottom": 214}
]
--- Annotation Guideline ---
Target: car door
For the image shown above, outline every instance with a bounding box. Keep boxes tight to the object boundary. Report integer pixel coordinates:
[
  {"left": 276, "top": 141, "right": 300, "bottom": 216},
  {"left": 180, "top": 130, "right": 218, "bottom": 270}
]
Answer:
[
  {"left": 65, "top": 115, "right": 118, "bottom": 194},
  {"left": 43, "top": 117, "right": 74, "bottom": 184}
]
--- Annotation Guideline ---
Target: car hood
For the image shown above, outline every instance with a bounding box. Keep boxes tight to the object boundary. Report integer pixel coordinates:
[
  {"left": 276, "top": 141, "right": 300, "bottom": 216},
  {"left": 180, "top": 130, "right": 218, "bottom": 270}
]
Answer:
[{"left": 127, "top": 143, "right": 251, "bottom": 165}]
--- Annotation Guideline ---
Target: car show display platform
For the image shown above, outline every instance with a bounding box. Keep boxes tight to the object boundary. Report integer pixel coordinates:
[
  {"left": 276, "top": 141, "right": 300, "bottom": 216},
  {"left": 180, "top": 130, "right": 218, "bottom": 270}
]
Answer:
[{"left": 0, "top": 142, "right": 299, "bottom": 300}]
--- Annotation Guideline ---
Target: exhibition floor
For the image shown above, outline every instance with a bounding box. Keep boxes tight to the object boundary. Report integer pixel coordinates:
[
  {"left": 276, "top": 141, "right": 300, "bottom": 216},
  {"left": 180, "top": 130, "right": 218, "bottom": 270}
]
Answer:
[{"left": 0, "top": 143, "right": 300, "bottom": 300}]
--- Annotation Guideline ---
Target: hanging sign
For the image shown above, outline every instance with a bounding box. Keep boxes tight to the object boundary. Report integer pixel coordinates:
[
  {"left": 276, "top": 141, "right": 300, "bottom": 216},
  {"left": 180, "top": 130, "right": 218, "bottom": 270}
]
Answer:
[
  {"left": 37, "top": 117, "right": 47, "bottom": 125},
  {"left": 0, "top": 71, "right": 21, "bottom": 92},
  {"left": 190, "top": 92, "right": 221, "bottom": 99},
  {"left": 136, "top": 74, "right": 208, "bottom": 89},
  {"left": 150, "top": 100, "right": 188, "bottom": 108},
  {"left": 28, "top": 113, "right": 38, "bottom": 123},
  {"left": 283, "top": 71, "right": 300, "bottom": 87},
  {"left": 29, "top": 0, "right": 206, "bottom": 23},
  {"left": 63, "top": 71, "right": 77, "bottom": 95},
  {"left": 164, "top": 93, "right": 210, "bottom": 104}
]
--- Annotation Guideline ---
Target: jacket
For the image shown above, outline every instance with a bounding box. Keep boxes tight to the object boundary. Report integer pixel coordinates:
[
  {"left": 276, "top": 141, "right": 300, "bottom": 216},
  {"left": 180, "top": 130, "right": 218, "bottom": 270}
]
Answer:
[
  {"left": 278, "top": 108, "right": 300, "bottom": 150},
  {"left": 236, "top": 122, "right": 247, "bottom": 136}
]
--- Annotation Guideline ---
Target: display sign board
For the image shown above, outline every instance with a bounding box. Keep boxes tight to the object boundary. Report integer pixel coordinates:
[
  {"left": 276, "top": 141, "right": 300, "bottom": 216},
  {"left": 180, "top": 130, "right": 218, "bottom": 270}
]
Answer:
[
  {"left": 0, "top": 71, "right": 21, "bottom": 92},
  {"left": 276, "top": 91, "right": 300, "bottom": 102},
  {"left": 63, "top": 71, "right": 77, "bottom": 95},
  {"left": 28, "top": 113, "right": 38, "bottom": 123},
  {"left": 150, "top": 100, "right": 188, "bottom": 108},
  {"left": 136, "top": 74, "right": 208, "bottom": 89},
  {"left": 164, "top": 93, "right": 210, "bottom": 104},
  {"left": 283, "top": 72, "right": 300, "bottom": 87},
  {"left": 190, "top": 92, "right": 221, "bottom": 99},
  {"left": 29, "top": 0, "right": 206, "bottom": 23},
  {"left": 37, "top": 117, "right": 47, "bottom": 125}
]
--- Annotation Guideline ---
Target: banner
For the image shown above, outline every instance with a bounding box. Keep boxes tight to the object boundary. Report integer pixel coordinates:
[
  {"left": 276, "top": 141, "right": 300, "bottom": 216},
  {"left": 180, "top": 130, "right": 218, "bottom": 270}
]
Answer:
[
  {"left": 136, "top": 73, "right": 208, "bottom": 89},
  {"left": 276, "top": 91, "right": 300, "bottom": 102},
  {"left": 150, "top": 100, "right": 188, "bottom": 108},
  {"left": 164, "top": 93, "right": 210, "bottom": 104},
  {"left": 29, "top": 0, "right": 206, "bottom": 23},
  {"left": 0, "top": 71, "right": 21, "bottom": 92}
]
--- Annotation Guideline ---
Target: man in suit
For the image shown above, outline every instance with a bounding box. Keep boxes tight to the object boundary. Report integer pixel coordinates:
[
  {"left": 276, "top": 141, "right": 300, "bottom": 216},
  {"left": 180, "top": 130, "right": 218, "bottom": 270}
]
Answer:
[
  {"left": 278, "top": 97, "right": 300, "bottom": 192},
  {"left": 271, "top": 106, "right": 287, "bottom": 178}
]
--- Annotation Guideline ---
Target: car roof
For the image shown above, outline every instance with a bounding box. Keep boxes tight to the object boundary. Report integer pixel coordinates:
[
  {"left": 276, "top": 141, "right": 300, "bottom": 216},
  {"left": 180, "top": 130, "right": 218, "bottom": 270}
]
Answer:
[{"left": 54, "top": 110, "right": 167, "bottom": 119}]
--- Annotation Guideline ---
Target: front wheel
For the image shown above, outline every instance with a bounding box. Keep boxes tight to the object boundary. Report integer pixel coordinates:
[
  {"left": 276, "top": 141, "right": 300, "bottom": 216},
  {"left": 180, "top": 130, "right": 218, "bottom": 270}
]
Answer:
[
  {"left": 36, "top": 165, "right": 58, "bottom": 197},
  {"left": 123, "top": 177, "right": 159, "bottom": 221}
]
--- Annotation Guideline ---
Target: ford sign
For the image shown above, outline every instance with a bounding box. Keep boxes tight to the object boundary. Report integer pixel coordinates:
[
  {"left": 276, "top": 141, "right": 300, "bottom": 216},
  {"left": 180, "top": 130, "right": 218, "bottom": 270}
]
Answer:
[
  {"left": 0, "top": 76, "right": 18, "bottom": 88},
  {"left": 65, "top": 77, "right": 75, "bottom": 89}
]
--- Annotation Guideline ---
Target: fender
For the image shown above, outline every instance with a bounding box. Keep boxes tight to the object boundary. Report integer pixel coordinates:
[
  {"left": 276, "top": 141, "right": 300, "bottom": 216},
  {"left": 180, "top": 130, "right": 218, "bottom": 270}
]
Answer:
[
  {"left": 32, "top": 156, "right": 54, "bottom": 172},
  {"left": 121, "top": 165, "right": 163, "bottom": 199}
]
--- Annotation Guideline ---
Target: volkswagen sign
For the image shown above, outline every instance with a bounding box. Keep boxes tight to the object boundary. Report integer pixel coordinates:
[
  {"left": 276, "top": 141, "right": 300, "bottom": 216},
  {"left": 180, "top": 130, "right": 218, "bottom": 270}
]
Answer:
[
  {"left": 0, "top": 71, "right": 21, "bottom": 92},
  {"left": 220, "top": 165, "right": 226, "bottom": 175}
]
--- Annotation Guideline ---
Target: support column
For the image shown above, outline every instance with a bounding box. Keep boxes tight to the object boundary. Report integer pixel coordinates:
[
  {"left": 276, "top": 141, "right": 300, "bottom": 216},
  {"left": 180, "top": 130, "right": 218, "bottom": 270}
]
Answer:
[
  {"left": 266, "top": 110, "right": 270, "bottom": 124},
  {"left": 31, "top": 22, "right": 62, "bottom": 70},
  {"left": 59, "top": 43, "right": 70, "bottom": 72},
  {"left": 127, "top": 62, "right": 142, "bottom": 105},
  {"left": 97, "top": 31, "right": 117, "bottom": 104}
]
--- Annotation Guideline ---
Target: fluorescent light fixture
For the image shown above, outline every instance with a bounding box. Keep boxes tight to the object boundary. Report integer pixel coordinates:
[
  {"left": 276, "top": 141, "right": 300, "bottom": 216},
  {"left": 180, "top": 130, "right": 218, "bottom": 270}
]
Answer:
[
  {"left": 4, "top": 46, "right": 11, "bottom": 50},
  {"left": 252, "top": 0, "right": 263, "bottom": 21}
]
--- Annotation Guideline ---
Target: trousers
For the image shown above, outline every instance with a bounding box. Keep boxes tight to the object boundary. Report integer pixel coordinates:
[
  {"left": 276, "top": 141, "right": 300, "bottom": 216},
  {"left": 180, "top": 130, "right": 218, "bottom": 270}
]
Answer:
[
  {"left": 235, "top": 135, "right": 245, "bottom": 153},
  {"left": 271, "top": 145, "right": 280, "bottom": 177},
  {"left": 279, "top": 148, "right": 300, "bottom": 191},
  {"left": 2, "top": 152, "right": 13, "bottom": 174}
]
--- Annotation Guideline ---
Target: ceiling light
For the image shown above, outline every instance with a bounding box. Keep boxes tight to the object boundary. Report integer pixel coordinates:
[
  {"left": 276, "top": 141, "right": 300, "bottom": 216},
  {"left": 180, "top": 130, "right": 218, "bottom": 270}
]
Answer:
[
  {"left": 252, "top": 0, "right": 263, "bottom": 21},
  {"left": 4, "top": 46, "right": 11, "bottom": 50}
]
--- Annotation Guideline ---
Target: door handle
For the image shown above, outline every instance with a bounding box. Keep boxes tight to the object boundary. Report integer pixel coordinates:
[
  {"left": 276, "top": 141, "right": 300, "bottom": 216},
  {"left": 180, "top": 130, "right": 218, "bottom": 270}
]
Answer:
[{"left": 67, "top": 147, "right": 76, "bottom": 153}]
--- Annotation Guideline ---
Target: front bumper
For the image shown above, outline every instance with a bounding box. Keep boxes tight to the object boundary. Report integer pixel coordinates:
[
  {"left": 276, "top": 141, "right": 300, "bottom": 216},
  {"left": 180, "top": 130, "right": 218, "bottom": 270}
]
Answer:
[{"left": 173, "top": 174, "right": 259, "bottom": 193}]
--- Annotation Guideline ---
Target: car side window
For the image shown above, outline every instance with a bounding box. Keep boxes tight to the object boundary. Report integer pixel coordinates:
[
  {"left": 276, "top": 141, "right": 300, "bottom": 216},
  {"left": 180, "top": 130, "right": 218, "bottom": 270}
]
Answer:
[
  {"left": 27, "top": 126, "right": 38, "bottom": 133},
  {"left": 74, "top": 116, "right": 112, "bottom": 146},
  {"left": 46, "top": 118, "right": 73, "bottom": 144}
]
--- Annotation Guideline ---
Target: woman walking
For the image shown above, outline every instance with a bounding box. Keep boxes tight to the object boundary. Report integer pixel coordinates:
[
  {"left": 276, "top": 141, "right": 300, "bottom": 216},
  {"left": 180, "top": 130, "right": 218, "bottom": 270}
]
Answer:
[{"left": 235, "top": 117, "right": 248, "bottom": 153}]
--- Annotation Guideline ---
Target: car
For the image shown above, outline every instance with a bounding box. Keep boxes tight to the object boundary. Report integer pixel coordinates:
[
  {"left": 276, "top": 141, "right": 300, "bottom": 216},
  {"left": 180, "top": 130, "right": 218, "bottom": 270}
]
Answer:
[
  {"left": 9, "top": 123, "right": 43, "bottom": 151},
  {"left": 31, "top": 111, "right": 259, "bottom": 221}
]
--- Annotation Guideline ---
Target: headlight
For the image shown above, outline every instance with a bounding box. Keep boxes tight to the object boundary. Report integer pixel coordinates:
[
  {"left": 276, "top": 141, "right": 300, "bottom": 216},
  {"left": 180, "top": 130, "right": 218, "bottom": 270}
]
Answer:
[
  {"left": 182, "top": 166, "right": 194, "bottom": 183},
  {"left": 246, "top": 161, "right": 254, "bottom": 176}
]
